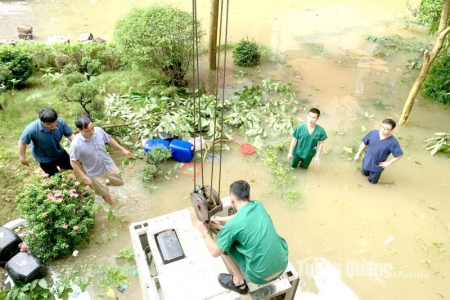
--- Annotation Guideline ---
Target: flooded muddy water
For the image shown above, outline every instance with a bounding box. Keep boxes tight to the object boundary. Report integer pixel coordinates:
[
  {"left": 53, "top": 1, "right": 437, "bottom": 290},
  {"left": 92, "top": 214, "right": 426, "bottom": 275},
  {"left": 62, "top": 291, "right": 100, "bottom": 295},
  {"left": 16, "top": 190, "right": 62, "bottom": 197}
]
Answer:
[{"left": 2, "top": 0, "right": 450, "bottom": 299}]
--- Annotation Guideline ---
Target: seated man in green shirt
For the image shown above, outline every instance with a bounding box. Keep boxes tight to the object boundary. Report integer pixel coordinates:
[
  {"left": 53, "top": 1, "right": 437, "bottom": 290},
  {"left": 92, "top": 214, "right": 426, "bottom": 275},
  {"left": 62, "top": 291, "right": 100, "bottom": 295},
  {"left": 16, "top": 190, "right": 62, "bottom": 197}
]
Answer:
[{"left": 198, "top": 180, "right": 289, "bottom": 295}]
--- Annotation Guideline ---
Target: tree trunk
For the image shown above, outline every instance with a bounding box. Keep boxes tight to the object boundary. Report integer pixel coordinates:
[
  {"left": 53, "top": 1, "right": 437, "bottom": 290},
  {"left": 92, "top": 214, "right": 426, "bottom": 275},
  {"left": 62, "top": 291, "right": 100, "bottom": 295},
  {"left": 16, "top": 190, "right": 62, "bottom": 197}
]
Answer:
[
  {"left": 209, "top": 0, "right": 219, "bottom": 70},
  {"left": 398, "top": 0, "right": 450, "bottom": 126}
]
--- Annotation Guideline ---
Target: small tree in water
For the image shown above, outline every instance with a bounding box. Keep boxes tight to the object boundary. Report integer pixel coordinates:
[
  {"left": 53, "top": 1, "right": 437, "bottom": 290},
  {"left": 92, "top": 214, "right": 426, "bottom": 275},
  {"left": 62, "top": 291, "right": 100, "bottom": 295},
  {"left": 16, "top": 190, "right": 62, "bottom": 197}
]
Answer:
[{"left": 113, "top": 5, "right": 204, "bottom": 86}]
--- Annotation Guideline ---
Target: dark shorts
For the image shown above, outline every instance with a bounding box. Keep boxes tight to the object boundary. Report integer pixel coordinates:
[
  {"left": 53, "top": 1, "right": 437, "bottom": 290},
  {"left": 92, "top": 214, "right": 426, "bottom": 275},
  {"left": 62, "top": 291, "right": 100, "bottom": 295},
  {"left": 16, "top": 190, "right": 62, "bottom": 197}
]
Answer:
[
  {"left": 361, "top": 168, "right": 382, "bottom": 184},
  {"left": 227, "top": 246, "right": 286, "bottom": 285},
  {"left": 290, "top": 154, "right": 313, "bottom": 169},
  {"left": 39, "top": 151, "right": 72, "bottom": 177}
]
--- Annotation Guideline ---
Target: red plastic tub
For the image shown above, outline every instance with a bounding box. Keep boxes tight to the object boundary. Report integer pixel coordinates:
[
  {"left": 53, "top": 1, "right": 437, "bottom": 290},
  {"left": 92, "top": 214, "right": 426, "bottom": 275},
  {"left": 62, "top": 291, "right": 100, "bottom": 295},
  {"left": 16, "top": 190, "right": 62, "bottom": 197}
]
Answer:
[{"left": 239, "top": 143, "right": 255, "bottom": 155}]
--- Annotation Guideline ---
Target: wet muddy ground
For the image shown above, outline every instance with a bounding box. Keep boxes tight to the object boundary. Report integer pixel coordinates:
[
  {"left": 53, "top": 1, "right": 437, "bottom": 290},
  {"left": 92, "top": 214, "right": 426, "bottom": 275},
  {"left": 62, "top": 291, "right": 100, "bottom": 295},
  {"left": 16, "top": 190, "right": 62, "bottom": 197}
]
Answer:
[{"left": 1, "top": 0, "right": 450, "bottom": 299}]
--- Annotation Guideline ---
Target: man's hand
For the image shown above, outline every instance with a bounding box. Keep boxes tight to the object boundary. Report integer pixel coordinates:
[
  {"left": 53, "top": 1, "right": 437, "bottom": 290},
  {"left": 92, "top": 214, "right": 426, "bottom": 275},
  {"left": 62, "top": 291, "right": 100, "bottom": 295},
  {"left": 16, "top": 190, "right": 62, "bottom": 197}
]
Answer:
[
  {"left": 287, "top": 153, "right": 293, "bottom": 161},
  {"left": 19, "top": 157, "right": 30, "bottom": 166},
  {"left": 378, "top": 161, "right": 390, "bottom": 168},
  {"left": 315, "top": 156, "right": 320, "bottom": 165},
  {"left": 122, "top": 148, "right": 132, "bottom": 158},
  {"left": 198, "top": 221, "right": 209, "bottom": 236},
  {"left": 353, "top": 154, "right": 360, "bottom": 162},
  {"left": 83, "top": 176, "right": 93, "bottom": 187}
]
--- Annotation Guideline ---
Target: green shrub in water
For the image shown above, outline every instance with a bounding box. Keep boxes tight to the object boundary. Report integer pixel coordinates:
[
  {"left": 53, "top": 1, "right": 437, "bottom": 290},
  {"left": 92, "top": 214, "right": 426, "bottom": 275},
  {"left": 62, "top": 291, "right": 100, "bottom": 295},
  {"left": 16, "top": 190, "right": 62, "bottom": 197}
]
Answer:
[
  {"left": 142, "top": 164, "right": 162, "bottom": 183},
  {"left": 232, "top": 38, "right": 261, "bottom": 67},
  {"left": 143, "top": 146, "right": 172, "bottom": 183},
  {"left": 113, "top": 5, "right": 204, "bottom": 86},
  {"left": 15, "top": 173, "right": 95, "bottom": 262},
  {"left": 0, "top": 46, "right": 33, "bottom": 89},
  {"left": 422, "top": 55, "right": 450, "bottom": 105},
  {"left": 146, "top": 145, "right": 172, "bottom": 165}
]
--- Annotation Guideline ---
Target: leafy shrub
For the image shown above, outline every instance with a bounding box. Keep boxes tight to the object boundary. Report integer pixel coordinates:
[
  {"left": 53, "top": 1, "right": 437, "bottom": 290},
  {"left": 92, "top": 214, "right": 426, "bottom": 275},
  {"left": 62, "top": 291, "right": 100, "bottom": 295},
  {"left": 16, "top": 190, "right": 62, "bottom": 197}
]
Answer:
[
  {"left": 15, "top": 173, "right": 95, "bottom": 262},
  {"left": 97, "top": 264, "right": 129, "bottom": 290},
  {"left": 114, "top": 5, "right": 204, "bottom": 86},
  {"left": 78, "top": 42, "right": 122, "bottom": 71},
  {"left": 422, "top": 55, "right": 450, "bottom": 104},
  {"left": 14, "top": 41, "right": 122, "bottom": 72},
  {"left": 56, "top": 72, "right": 103, "bottom": 118},
  {"left": 146, "top": 146, "right": 172, "bottom": 165},
  {"left": 62, "top": 56, "right": 103, "bottom": 80},
  {"left": 232, "top": 38, "right": 261, "bottom": 67},
  {"left": 407, "top": 0, "right": 444, "bottom": 33},
  {"left": 15, "top": 41, "right": 59, "bottom": 70},
  {"left": 0, "top": 278, "right": 53, "bottom": 300},
  {"left": 142, "top": 164, "right": 162, "bottom": 183},
  {"left": 0, "top": 46, "right": 33, "bottom": 89},
  {"left": 142, "top": 146, "right": 172, "bottom": 183}
]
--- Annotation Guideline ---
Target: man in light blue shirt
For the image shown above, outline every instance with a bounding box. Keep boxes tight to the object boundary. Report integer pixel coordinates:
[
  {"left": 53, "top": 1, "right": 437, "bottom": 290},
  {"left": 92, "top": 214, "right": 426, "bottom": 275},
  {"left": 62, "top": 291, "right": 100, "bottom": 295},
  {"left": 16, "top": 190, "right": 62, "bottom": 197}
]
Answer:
[
  {"left": 18, "top": 107, "right": 74, "bottom": 176},
  {"left": 70, "top": 115, "right": 132, "bottom": 205}
]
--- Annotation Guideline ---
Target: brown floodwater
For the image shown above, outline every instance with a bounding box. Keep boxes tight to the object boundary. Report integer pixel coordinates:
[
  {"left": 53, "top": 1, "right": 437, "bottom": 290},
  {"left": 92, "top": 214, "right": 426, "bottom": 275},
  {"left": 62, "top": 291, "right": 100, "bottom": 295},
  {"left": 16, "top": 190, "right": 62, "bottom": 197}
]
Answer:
[{"left": 2, "top": 0, "right": 450, "bottom": 299}]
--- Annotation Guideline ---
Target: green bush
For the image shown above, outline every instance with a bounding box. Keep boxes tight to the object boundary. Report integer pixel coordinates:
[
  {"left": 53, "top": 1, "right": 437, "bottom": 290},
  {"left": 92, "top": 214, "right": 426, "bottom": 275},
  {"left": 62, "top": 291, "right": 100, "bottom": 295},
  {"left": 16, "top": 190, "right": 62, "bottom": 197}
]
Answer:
[
  {"left": 232, "top": 38, "right": 261, "bottom": 67},
  {"left": 0, "top": 46, "right": 33, "bottom": 89},
  {"left": 422, "top": 55, "right": 450, "bottom": 104},
  {"left": 15, "top": 173, "right": 95, "bottom": 262},
  {"left": 14, "top": 41, "right": 122, "bottom": 72},
  {"left": 15, "top": 41, "right": 59, "bottom": 70},
  {"left": 57, "top": 72, "right": 103, "bottom": 118},
  {"left": 146, "top": 145, "right": 172, "bottom": 165},
  {"left": 407, "top": 0, "right": 444, "bottom": 34},
  {"left": 142, "top": 164, "right": 162, "bottom": 183},
  {"left": 113, "top": 5, "right": 204, "bottom": 86},
  {"left": 77, "top": 42, "right": 122, "bottom": 71}
]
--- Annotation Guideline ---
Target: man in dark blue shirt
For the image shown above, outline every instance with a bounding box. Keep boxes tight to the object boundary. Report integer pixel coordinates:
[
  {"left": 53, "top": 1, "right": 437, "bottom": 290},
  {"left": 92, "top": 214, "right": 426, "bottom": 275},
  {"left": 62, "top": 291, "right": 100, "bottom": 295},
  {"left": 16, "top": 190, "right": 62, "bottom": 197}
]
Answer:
[
  {"left": 354, "top": 119, "right": 403, "bottom": 184},
  {"left": 18, "top": 108, "right": 74, "bottom": 176}
]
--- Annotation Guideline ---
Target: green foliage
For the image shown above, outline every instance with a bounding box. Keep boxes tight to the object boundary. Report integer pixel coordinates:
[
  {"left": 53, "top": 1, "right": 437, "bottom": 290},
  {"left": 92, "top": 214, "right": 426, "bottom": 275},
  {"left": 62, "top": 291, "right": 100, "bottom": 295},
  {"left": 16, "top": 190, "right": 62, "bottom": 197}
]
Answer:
[
  {"left": 422, "top": 55, "right": 450, "bottom": 104},
  {"left": 282, "top": 190, "right": 303, "bottom": 206},
  {"left": 14, "top": 41, "right": 60, "bottom": 71},
  {"left": 78, "top": 42, "right": 122, "bottom": 71},
  {"left": 114, "top": 5, "right": 203, "bottom": 86},
  {"left": 424, "top": 132, "right": 450, "bottom": 155},
  {"left": 14, "top": 41, "right": 122, "bottom": 72},
  {"left": 56, "top": 72, "right": 103, "bottom": 118},
  {"left": 407, "top": 0, "right": 444, "bottom": 34},
  {"left": 0, "top": 46, "right": 33, "bottom": 89},
  {"left": 261, "top": 142, "right": 296, "bottom": 187},
  {"left": 0, "top": 278, "right": 53, "bottom": 300},
  {"left": 146, "top": 145, "right": 172, "bottom": 165},
  {"left": 63, "top": 56, "right": 103, "bottom": 81},
  {"left": 232, "top": 38, "right": 261, "bottom": 67},
  {"left": 340, "top": 145, "right": 358, "bottom": 160},
  {"left": 103, "top": 77, "right": 298, "bottom": 149},
  {"left": 142, "top": 164, "right": 162, "bottom": 183},
  {"left": 97, "top": 264, "right": 129, "bottom": 290},
  {"left": 260, "top": 142, "right": 303, "bottom": 206},
  {"left": 119, "top": 246, "right": 135, "bottom": 260},
  {"left": 103, "top": 93, "right": 196, "bottom": 144},
  {"left": 142, "top": 146, "right": 172, "bottom": 183},
  {"left": 365, "top": 35, "right": 429, "bottom": 58},
  {"left": 225, "top": 77, "right": 298, "bottom": 148},
  {"left": 15, "top": 173, "right": 95, "bottom": 262}
]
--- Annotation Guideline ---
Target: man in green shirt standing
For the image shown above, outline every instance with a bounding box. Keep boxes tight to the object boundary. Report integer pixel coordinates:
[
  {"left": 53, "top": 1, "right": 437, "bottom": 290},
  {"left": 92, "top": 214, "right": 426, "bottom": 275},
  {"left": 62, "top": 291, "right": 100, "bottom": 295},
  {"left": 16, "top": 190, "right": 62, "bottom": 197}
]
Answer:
[
  {"left": 288, "top": 107, "right": 327, "bottom": 169},
  {"left": 198, "top": 180, "right": 288, "bottom": 295}
]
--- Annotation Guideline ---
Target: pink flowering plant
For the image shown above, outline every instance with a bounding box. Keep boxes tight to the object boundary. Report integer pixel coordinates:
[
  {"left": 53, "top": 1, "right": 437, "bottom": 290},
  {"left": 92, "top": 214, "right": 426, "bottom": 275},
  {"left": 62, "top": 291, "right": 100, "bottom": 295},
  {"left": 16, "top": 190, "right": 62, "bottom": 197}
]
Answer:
[{"left": 15, "top": 173, "right": 95, "bottom": 262}]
